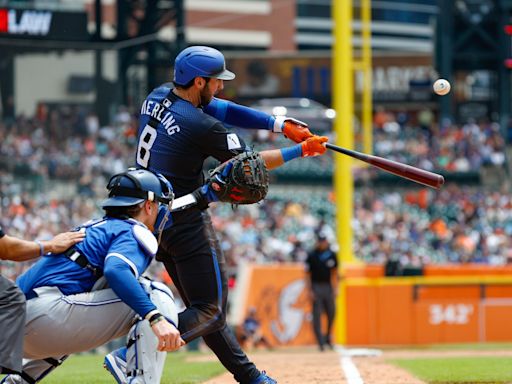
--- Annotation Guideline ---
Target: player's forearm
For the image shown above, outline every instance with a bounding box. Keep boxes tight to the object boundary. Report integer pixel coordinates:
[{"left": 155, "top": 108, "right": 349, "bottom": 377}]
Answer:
[
  {"left": 260, "top": 149, "right": 285, "bottom": 170},
  {"left": 0, "top": 235, "right": 43, "bottom": 261},
  {"left": 259, "top": 143, "right": 315, "bottom": 170},
  {"left": 260, "top": 135, "right": 328, "bottom": 170},
  {"left": 205, "top": 98, "right": 274, "bottom": 130}
]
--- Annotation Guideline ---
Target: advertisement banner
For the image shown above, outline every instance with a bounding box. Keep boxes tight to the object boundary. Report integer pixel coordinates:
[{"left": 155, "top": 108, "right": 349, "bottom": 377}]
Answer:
[
  {"left": 239, "top": 264, "right": 317, "bottom": 346},
  {"left": 0, "top": 8, "right": 89, "bottom": 41}
]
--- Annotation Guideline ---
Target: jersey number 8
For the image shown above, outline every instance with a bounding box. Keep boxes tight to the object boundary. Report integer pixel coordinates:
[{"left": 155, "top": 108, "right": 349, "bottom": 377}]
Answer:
[{"left": 137, "top": 125, "right": 157, "bottom": 168}]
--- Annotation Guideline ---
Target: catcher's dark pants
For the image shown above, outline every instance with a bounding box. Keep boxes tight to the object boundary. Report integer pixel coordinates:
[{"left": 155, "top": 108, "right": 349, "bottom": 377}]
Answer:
[
  {"left": 157, "top": 209, "right": 260, "bottom": 384},
  {"left": 312, "top": 282, "right": 335, "bottom": 348},
  {"left": 0, "top": 275, "right": 26, "bottom": 374}
]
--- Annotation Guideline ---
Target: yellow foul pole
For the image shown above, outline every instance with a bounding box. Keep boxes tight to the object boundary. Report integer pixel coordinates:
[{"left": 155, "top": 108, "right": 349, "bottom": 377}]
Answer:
[
  {"left": 333, "top": 0, "right": 355, "bottom": 345},
  {"left": 333, "top": 2, "right": 355, "bottom": 264},
  {"left": 361, "top": 0, "right": 373, "bottom": 154}
]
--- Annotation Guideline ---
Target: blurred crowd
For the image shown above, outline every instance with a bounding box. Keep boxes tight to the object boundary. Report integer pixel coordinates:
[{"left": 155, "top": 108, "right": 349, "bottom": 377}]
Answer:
[
  {"left": 354, "top": 184, "right": 512, "bottom": 267},
  {"left": 237, "top": 108, "right": 507, "bottom": 180},
  {"left": 0, "top": 105, "right": 138, "bottom": 196},
  {"left": 2, "top": 180, "right": 512, "bottom": 282},
  {"left": 373, "top": 107, "right": 506, "bottom": 172},
  {"left": 1, "top": 105, "right": 512, "bottom": 282},
  {"left": 1, "top": 105, "right": 507, "bottom": 188}
]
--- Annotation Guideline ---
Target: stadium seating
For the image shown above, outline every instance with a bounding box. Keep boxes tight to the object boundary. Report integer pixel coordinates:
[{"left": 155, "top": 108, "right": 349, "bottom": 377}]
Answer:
[{"left": 1, "top": 108, "right": 511, "bottom": 283}]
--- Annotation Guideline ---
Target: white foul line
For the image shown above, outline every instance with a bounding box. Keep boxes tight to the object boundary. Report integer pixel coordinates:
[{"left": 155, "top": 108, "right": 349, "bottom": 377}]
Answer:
[
  {"left": 337, "top": 347, "right": 382, "bottom": 383},
  {"left": 340, "top": 355, "right": 364, "bottom": 384}
]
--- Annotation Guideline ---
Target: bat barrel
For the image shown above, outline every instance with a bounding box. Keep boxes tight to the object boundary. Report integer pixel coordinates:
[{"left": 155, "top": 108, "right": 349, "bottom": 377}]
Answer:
[
  {"left": 369, "top": 157, "right": 445, "bottom": 189},
  {"left": 325, "top": 143, "right": 445, "bottom": 189}
]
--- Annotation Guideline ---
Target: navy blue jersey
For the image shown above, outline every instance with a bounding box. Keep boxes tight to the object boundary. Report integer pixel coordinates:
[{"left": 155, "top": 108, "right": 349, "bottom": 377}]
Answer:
[
  {"left": 17, "top": 217, "right": 157, "bottom": 317},
  {"left": 136, "top": 85, "right": 275, "bottom": 197},
  {"left": 0, "top": 225, "right": 4, "bottom": 238}
]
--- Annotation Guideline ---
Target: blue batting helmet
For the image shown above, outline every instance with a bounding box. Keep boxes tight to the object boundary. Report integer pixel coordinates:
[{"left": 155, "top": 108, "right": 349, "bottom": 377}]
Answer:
[
  {"left": 102, "top": 168, "right": 173, "bottom": 209},
  {"left": 173, "top": 46, "right": 235, "bottom": 86}
]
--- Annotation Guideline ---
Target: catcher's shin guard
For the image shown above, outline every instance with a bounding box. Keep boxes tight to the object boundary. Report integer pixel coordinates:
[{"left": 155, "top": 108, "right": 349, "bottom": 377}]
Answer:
[
  {"left": 125, "top": 279, "right": 178, "bottom": 383},
  {"left": 125, "top": 321, "right": 166, "bottom": 384}
]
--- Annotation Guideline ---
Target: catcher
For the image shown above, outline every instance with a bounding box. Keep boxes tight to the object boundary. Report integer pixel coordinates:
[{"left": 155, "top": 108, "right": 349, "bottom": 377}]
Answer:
[
  {"left": 1, "top": 168, "right": 183, "bottom": 384},
  {"left": 1, "top": 160, "right": 274, "bottom": 384}
]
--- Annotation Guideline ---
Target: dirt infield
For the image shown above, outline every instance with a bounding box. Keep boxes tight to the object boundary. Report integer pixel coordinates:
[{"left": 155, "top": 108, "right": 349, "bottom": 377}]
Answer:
[
  {"left": 195, "top": 347, "right": 512, "bottom": 383},
  {"left": 194, "top": 346, "right": 426, "bottom": 384},
  {"left": 200, "top": 347, "right": 344, "bottom": 384}
]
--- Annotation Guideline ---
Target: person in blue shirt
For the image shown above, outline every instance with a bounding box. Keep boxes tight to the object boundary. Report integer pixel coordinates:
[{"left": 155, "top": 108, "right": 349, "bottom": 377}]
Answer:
[
  {"left": 239, "top": 307, "right": 273, "bottom": 351},
  {"left": 1, "top": 168, "right": 184, "bottom": 384},
  {"left": 128, "top": 45, "right": 329, "bottom": 384},
  {"left": 0, "top": 227, "right": 84, "bottom": 377}
]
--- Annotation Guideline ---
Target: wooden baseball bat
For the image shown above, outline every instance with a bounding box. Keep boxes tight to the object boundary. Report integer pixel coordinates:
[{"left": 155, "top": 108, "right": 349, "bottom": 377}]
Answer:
[{"left": 325, "top": 142, "right": 445, "bottom": 189}]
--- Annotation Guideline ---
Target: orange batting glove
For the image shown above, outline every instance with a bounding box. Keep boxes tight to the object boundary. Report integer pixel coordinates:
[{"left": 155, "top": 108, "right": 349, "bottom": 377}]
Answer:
[
  {"left": 273, "top": 116, "right": 314, "bottom": 143},
  {"left": 301, "top": 135, "right": 328, "bottom": 157}
]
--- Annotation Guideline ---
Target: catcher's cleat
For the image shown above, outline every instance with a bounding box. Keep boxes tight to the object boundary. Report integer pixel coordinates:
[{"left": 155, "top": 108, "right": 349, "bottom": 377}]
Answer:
[
  {"left": 249, "top": 371, "right": 277, "bottom": 384},
  {"left": 104, "top": 347, "right": 128, "bottom": 384}
]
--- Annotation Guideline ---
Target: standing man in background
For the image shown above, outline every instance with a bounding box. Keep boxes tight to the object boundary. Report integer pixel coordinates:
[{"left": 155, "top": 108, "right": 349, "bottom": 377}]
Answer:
[
  {"left": 128, "top": 45, "right": 328, "bottom": 384},
  {"left": 0, "top": 226, "right": 85, "bottom": 376},
  {"left": 305, "top": 235, "right": 339, "bottom": 351}
]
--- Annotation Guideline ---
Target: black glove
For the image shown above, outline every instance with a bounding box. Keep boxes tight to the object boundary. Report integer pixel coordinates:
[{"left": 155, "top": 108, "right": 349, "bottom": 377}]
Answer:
[{"left": 193, "top": 151, "right": 269, "bottom": 209}]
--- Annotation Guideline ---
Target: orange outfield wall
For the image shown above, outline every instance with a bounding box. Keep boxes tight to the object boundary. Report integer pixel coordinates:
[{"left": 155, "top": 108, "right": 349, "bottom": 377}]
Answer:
[
  {"left": 345, "top": 275, "right": 512, "bottom": 345},
  {"left": 236, "top": 264, "right": 512, "bottom": 346}
]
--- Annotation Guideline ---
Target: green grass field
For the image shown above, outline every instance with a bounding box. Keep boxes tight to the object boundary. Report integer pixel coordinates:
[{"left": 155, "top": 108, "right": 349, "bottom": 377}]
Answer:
[
  {"left": 386, "top": 344, "right": 512, "bottom": 384},
  {"left": 391, "top": 356, "right": 512, "bottom": 384},
  {"left": 1, "top": 352, "right": 224, "bottom": 384},
  {"left": 399, "top": 342, "right": 512, "bottom": 352}
]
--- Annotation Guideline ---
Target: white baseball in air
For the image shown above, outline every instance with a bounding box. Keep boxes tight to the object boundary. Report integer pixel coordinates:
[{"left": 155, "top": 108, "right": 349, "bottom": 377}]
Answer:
[{"left": 433, "top": 79, "right": 451, "bottom": 96}]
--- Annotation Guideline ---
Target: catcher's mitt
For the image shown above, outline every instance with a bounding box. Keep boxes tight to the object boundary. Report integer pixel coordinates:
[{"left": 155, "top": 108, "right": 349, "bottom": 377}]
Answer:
[{"left": 208, "top": 151, "right": 269, "bottom": 205}]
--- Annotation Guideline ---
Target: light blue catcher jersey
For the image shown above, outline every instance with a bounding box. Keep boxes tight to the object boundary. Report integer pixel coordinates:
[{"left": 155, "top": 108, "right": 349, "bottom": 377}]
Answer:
[{"left": 17, "top": 218, "right": 154, "bottom": 299}]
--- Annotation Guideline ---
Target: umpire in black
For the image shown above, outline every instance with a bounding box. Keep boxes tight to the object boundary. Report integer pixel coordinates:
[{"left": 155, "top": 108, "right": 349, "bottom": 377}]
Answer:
[
  {"left": 0, "top": 224, "right": 83, "bottom": 375},
  {"left": 305, "top": 234, "right": 339, "bottom": 351}
]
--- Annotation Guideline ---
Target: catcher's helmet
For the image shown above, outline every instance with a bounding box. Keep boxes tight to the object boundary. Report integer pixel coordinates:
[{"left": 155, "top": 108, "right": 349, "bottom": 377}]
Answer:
[
  {"left": 102, "top": 168, "right": 173, "bottom": 209},
  {"left": 173, "top": 46, "right": 235, "bottom": 86}
]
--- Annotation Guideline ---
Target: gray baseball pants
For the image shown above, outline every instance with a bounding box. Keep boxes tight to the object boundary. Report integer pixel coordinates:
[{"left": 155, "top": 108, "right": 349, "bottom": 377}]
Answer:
[{"left": 3, "top": 286, "right": 138, "bottom": 383}]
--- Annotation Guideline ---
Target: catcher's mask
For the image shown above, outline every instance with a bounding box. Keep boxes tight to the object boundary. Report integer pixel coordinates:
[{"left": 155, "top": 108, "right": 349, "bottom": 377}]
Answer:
[{"left": 102, "top": 168, "right": 174, "bottom": 241}]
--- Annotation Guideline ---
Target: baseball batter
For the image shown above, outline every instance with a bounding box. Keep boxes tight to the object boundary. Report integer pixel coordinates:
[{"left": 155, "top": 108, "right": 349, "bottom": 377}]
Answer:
[
  {"left": 126, "top": 45, "right": 328, "bottom": 384},
  {"left": 0, "top": 226, "right": 84, "bottom": 376},
  {"left": 1, "top": 169, "right": 183, "bottom": 384}
]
